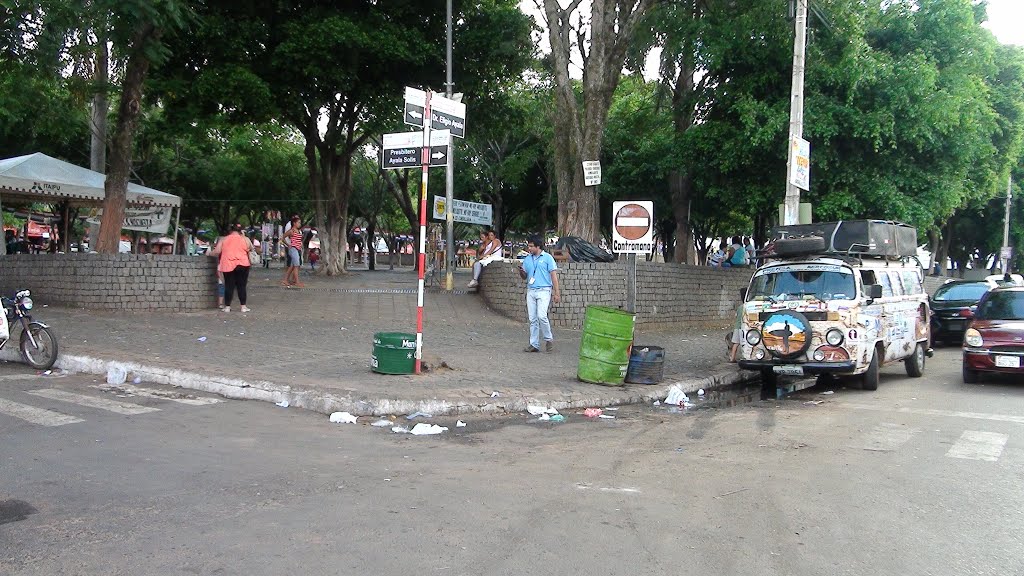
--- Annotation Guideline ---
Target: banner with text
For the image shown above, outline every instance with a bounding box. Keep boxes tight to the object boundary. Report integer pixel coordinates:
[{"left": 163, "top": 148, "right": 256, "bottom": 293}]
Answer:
[
  {"left": 87, "top": 206, "right": 173, "bottom": 234},
  {"left": 432, "top": 197, "right": 492, "bottom": 226}
]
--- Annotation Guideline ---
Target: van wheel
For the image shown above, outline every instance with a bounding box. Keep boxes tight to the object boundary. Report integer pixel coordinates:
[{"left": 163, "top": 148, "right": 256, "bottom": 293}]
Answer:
[
  {"left": 861, "top": 350, "right": 880, "bottom": 391},
  {"left": 760, "top": 369, "right": 778, "bottom": 400},
  {"left": 904, "top": 343, "right": 925, "bottom": 377}
]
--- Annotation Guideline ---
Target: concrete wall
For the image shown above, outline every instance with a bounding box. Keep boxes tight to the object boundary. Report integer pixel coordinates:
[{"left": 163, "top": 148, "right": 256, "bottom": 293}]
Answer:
[
  {"left": 0, "top": 254, "right": 217, "bottom": 311},
  {"left": 479, "top": 260, "right": 751, "bottom": 330}
]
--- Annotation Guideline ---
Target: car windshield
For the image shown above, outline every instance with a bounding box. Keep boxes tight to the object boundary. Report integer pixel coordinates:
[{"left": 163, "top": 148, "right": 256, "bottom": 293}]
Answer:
[
  {"left": 749, "top": 266, "right": 856, "bottom": 301},
  {"left": 933, "top": 283, "right": 990, "bottom": 302},
  {"left": 976, "top": 291, "right": 1024, "bottom": 320}
]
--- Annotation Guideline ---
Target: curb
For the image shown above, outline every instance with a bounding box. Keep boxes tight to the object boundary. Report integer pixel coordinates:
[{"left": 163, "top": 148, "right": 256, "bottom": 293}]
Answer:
[{"left": 51, "top": 353, "right": 758, "bottom": 417}]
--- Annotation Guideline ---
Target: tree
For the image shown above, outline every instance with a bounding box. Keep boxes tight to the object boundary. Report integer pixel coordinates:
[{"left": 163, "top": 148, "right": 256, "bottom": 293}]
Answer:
[
  {"left": 540, "top": 0, "right": 654, "bottom": 242},
  {"left": 154, "top": 0, "right": 533, "bottom": 275}
]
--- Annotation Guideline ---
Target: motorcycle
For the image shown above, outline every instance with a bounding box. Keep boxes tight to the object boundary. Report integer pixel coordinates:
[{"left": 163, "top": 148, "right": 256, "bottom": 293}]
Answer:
[{"left": 1, "top": 290, "right": 58, "bottom": 370}]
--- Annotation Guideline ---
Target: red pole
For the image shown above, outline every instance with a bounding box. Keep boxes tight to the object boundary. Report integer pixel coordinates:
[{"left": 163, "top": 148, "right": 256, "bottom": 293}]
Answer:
[{"left": 415, "top": 91, "right": 432, "bottom": 374}]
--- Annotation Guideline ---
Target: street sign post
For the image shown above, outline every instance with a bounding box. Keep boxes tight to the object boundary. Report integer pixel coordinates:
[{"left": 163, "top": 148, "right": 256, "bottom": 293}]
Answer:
[
  {"left": 404, "top": 87, "right": 466, "bottom": 138},
  {"left": 381, "top": 130, "right": 451, "bottom": 170}
]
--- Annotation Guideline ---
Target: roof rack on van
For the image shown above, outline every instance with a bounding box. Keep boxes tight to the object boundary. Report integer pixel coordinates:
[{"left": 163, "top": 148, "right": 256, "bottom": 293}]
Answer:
[{"left": 765, "top": 220, "right": 917, "bottom": 260}]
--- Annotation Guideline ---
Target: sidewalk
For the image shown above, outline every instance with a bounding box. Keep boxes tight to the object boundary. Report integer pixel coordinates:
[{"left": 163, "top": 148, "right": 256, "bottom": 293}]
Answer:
[{"left": 34, "top": 263, "right": 751, "bottom": 416}]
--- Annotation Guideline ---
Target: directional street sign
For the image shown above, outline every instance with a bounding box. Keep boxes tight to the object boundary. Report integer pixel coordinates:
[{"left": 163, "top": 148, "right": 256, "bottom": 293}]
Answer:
[
  {"left": 403, "top": 87, "right": 467, "bottom": 138},
  {"left": 380, "top": 130, "right": 451, "bottom": 170}
]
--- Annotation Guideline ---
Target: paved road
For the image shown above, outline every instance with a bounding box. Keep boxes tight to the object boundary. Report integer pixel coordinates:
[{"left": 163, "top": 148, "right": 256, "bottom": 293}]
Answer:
[{"left": 1, "top": 348, "right": 1022, "bottom": 575}]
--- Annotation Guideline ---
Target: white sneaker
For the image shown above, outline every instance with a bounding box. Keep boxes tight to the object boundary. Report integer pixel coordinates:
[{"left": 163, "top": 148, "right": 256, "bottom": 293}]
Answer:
[
  {"left": 467, "top": 280, "right": 479, "bottom": 288},
  {"left": 222, "top": 306, "right": 230, "bottom": 312},
  {"left": 240, "top": 306, "right": 251, "bottom": 313}
]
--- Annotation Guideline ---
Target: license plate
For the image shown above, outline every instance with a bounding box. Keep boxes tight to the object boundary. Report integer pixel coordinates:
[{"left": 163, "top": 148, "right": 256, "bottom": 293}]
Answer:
[
  {"left": 773, "top": 365, "right": 805, "bottom": 376},
  {"left": 995, "top": 356, "right": 1021, "bottom": 368}
]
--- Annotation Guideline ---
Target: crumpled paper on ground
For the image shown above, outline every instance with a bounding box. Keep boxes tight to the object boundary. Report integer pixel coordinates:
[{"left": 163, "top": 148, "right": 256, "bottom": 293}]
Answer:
[
  {"left": 329, "top": 411, "right": 358, "bottom": 424},
  {"left": 410, "top": 423, "right": 448, "bottom": 435}
]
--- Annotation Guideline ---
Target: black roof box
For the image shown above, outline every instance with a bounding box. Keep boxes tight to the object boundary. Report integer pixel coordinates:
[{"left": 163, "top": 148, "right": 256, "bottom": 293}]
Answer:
[{"left": 769, "top": 220, "right": 917, "bottom": 258}]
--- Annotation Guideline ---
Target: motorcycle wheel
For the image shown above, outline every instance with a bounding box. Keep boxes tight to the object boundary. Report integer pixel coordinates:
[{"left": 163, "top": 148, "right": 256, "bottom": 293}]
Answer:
[{"left": 20, "top": 324, "right": 58, "bottom": 370}]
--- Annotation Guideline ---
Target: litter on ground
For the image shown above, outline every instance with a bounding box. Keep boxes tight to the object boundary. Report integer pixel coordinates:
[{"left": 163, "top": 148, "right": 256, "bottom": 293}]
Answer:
[
  {"left": 528, "top": 405, "right": 559, "bottom": 416},
  {"left": 456, "top": 420, "right": 467, "bottom": 427},
  {"left": 410, "top": 423, "right": 448, "bottom": 435},
  {"left": 329, "top": 411, "right": 358, "bottom": 424},
  {"left": 275, "top": 400, "right": 290, "bottom": 408},
  {"left": 406, "top": 411, "right": 433, "bottom": 420},
  {"left": 584, "top": 408, "right": 603, "bottom": 418},
  {"left": 371, "top": 419, "right": 393, "bottom": 427}
]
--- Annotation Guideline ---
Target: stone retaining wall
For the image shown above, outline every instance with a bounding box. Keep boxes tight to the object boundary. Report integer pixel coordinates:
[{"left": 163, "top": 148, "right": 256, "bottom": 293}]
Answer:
[
  {"left": 480, "top": 260, "right": 961, "bottom": 330},
  {"left": 0, "top": 254, "right": 217, "bottom": 311},
  {"left": 479, "top": 260, "right": 751, "bottom": 330}
]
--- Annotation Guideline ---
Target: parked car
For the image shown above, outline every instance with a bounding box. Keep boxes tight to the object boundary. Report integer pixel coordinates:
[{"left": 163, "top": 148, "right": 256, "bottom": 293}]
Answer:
[
  {"left": 962, "top": 286, "right": 1024, "bottom": 383},
  {"left": 929, "top": 279, "right": 997, "bottom": 345}
]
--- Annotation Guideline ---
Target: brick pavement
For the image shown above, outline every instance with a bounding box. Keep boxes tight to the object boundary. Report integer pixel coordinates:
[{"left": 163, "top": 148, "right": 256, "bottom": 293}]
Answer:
[{"left": 32, "top": 262, "right": 746, "bottom": 416}]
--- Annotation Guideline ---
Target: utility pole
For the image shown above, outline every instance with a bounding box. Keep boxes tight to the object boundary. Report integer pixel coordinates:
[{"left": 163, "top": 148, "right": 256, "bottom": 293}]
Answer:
[
  {"left": 444, "top": 0, "right": 456, "bottom": 291},
  {"left": 1002, "top": 175, "right": 1013, "bottom": 273},
  {"left": 783, "top": 0, "right": 808, "bottom": 226}
]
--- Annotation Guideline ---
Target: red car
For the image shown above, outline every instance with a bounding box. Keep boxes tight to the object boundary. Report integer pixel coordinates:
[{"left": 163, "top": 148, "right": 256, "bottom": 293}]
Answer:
[{"left": 963, "top": 286, "right": 1024, "bottom": 383}]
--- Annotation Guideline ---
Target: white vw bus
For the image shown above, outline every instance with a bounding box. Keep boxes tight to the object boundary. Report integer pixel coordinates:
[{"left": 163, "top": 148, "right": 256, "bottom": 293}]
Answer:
[{"left": 737, "top": 221, "right": 931, "bottom": 391}]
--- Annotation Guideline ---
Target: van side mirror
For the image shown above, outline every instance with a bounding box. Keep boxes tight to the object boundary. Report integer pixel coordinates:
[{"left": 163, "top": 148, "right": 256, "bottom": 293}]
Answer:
[
  {"left": 865, "top": 284, "right": 882, "bottom": 301},
  {"left": 739, "top": 288, "right": 747, "bottom": 301}
]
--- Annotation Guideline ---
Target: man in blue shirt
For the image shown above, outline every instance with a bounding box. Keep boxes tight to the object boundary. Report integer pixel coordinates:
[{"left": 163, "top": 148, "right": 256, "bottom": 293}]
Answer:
[{"left": 519, "top": 235, "right": 561, "bottom": 352}]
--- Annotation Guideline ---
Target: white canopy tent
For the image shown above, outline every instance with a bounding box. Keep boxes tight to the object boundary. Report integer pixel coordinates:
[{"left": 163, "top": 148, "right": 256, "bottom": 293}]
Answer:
[{"left": 0, "top": 153, "right": 183, "bottom": 253}]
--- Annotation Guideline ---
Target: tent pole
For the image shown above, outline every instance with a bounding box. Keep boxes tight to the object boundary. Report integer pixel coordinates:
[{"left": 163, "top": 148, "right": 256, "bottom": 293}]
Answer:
[
  {"left": 171, "top": 206, "right": 181, "bottom": 255},
  {"left": 62, "top": 202, "right": 70, "bottom": 253},
  {"left": 0, "top": 193, "right": 6, "bottom": 256}
]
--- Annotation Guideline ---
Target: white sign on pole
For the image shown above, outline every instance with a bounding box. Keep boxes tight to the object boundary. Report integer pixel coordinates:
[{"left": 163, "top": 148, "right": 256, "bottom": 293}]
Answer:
[
  {"left": 404, "top": 87, "right": 466, "bottom": 138},
  {"left": 381, "top": 130, "right": 451, "bottom": 169},
  {"left": 87, "top": 206, "right": 173, "bottom": 234},
  {"left": 582, "top": 161, "right": 602, "bottom": 186},
  {"left": 790, "top": 137, "right": 810, "bottom": 191},
  {"left": 432, "top": 196, "right": 492, "bottom": 225},
  {"left": 611, "top": 201, "right": 654, "bottom": 254},
  {"left": 1001, "top": 246, "right": 1013, "bottom": 261}
]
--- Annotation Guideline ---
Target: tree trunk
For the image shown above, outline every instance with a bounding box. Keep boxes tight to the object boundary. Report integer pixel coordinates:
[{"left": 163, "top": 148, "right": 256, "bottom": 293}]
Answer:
[
  {"left": 366, "top": 220, "right": 377, "bottom": 271},
  {"left": 927, "top": 228, "right": 940, "bottom": 275},
  {"left": 670, "top": 170, "right": 692, "bottom": 264},
  {"left": 96, "top": 23, "right": 158, "bottom": 254},
  {"left": 543, "top": 0, "right": 652, "bottom": 241}
]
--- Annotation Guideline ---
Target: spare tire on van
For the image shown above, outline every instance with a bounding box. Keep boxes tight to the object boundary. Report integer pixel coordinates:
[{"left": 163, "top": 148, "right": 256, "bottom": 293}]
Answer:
[{"left": 772, "top": 235, "right": 826, "bottom": 257}]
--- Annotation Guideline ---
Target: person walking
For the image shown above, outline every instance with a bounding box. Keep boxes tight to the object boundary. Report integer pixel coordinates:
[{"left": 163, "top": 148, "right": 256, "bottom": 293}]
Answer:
[
  {"left": 281, "top": 216, "right": 304, "bottom": 288},
  {"left": 518, "top": 234, "right": 561, "bottom": 352},
  {"left": 209, "top": 223, "right": 253, "bottom": 313}
]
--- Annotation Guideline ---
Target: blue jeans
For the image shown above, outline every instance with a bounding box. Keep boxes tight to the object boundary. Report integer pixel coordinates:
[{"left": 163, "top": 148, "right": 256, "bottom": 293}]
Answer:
[{"left": 526, "top": 287, "right": 553, "bottom": 349}]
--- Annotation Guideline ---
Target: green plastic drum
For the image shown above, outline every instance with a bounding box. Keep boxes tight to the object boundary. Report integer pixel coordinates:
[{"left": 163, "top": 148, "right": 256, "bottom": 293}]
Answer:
[
  {"left": 578, "top": 306, "right": 636, "bottom": 386},
  {"left": 372, "top": 332, "right": 417, "bottom": 375}
]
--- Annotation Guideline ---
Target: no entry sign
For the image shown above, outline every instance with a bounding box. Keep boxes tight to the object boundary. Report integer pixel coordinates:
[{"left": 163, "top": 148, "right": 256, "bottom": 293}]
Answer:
[{"left": 611, "top": 201, "right": 654, "bottom": 254}]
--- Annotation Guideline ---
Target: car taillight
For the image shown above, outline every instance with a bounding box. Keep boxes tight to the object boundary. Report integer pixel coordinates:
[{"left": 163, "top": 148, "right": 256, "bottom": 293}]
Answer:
[{"left": 958, "top": 309, "right": 974, "bottom": 318}]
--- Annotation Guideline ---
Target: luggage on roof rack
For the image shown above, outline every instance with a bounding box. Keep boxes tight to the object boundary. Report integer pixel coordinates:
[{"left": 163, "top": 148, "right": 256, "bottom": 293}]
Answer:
[{"left": 769, "top": 220, "right": 917, "bottom": 258}]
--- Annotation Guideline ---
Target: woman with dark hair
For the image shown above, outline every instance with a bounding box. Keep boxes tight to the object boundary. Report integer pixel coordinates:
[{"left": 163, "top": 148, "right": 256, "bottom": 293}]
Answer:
[{"left": 210, "top": 223, "right": 253, "bottom": 313}]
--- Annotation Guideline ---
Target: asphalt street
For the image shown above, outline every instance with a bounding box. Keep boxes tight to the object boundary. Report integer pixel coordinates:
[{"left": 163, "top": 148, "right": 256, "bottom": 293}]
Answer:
[{"left": 1, "top": 348, "right": 1022, "bottom": 575}]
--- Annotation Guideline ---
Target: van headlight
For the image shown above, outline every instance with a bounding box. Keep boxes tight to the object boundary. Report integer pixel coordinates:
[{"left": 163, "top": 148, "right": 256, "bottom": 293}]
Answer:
[
  {"left": 755, "top": 349, "right": 766, "bottom": 359},
  {"left": 813, "top": 350, "right": 825, "bottom": 361},
  {"left": 745, "top": 329, "right": 762, "bottom": 346},
  {"left": 964, "top": 328, "right": 983, "bottom": 347},
  {"left": 825, "top": 328, "right": 844, "bottom": 346}
]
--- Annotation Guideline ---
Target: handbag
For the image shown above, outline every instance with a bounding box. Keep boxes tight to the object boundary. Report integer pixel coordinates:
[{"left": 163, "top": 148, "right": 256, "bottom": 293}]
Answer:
[{"left": 246, "top": 239, "right": 261, "bottom": 266}]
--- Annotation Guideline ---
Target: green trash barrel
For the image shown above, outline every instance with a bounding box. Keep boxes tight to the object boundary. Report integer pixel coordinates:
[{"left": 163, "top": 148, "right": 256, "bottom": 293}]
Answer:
[
  {"left": 372, "top": 332, "right": 417, "bottom": 375},
  {"left": 577, "top": 306, "right": 636, "bottom": 386}
]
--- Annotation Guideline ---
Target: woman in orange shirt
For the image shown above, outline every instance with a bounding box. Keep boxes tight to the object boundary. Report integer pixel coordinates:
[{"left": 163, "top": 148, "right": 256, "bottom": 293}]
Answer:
[{"left": 210, "top": 223, "right": 253, "bottom": 312}]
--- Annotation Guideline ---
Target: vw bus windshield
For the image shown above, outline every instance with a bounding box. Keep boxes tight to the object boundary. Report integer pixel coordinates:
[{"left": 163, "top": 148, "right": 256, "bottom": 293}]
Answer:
[{"left": 749, "top": 264, "right": 856, "bottom": 302}]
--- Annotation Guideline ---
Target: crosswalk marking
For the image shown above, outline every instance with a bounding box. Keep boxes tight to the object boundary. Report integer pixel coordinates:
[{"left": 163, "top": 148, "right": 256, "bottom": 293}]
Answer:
[
  {"left": 0, "top": 398, "right": 84, "bottom": 426},
  {"left": 844, "top": 403, "right": 1024, "bottom": 425},
  {"left": 946, "top": 431, "right": 1008, "bottom": 462},
  {"left": 25, "top": 389, "right": 161, "bottom": 415},
  {"left": 862, "top": 423, "right": 918, "bottom": 452},
  {"left": 89, "top": 384, "right": 223, "bottom": 406}
]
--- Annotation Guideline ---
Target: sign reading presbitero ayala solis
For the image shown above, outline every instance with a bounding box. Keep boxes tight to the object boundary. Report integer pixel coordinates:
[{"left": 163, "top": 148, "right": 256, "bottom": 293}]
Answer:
[{"left": 611, "top": 201, "right": 654, "bottom": 254}]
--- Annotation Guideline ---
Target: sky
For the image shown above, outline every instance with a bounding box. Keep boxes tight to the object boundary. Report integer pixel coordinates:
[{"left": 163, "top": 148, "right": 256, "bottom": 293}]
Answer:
[{"left": 983, "top": 0, "right": 1023, "bottom": 46}]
